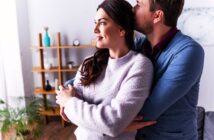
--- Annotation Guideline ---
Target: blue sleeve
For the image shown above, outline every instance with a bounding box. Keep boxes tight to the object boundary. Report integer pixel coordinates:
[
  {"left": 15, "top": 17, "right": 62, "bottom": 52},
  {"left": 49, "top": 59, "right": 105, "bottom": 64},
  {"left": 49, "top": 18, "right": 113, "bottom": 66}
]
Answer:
[
  {"left": 134, "top": 36, "right": 145, "bottom": 53},
  {"left": 141, "top": 43, "right": 204, "bottom": 120},
  {"left": 64, "top": 79, "right": 75, "bottom": 87}
]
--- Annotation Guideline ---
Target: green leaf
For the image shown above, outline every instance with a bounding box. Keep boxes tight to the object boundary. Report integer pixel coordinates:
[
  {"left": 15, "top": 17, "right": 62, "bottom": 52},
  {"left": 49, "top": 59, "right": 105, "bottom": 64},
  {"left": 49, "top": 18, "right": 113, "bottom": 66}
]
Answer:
[
  {"left": 0, "top": 99, "right": 5, "bottom": 104},
  {"left": 0, "top": 97, "right": 45, "bottom": 139},
  {"left": 0, "top": 110, "right": 10, "bottom": 118},
  {"left": 0, "top": 119, "right": 12, "bottom": 132}
]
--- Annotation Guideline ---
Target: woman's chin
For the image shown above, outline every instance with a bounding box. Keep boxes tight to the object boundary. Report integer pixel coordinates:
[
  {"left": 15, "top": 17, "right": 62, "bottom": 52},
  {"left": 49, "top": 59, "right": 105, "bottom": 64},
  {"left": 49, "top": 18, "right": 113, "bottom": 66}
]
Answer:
[{"left": 96, "top": 44, "right": 107, "bottom": 49}]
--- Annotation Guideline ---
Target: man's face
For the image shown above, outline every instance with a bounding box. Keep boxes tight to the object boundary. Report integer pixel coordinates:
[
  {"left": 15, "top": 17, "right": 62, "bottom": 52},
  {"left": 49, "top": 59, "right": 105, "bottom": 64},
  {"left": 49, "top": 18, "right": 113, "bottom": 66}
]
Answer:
[{"left": 133, "top": 0, "right": 155, "bottom": 35}]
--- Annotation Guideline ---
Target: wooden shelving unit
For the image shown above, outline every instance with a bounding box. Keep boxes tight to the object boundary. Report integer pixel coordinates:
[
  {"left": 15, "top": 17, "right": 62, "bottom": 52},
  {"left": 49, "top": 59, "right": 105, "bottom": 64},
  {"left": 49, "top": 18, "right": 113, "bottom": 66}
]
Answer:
[
  {"left": 32, "top": 32, "right": 94, "bottom": 125},
  {"left": 39, "top": 107, "right": 60, "bottom": 116}
]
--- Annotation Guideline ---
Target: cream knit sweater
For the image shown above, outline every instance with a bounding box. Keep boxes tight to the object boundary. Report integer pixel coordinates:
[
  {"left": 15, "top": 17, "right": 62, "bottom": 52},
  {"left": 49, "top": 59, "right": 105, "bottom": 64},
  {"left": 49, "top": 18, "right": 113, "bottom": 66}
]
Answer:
[{"left": 64, "top": 50, "right": 153, "bottom": 140}]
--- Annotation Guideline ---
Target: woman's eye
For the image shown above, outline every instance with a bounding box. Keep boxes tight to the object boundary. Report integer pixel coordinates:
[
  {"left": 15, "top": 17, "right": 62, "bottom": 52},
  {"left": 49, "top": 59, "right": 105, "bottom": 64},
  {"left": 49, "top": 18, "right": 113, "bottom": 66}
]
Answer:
[{"left": 99, "top": 22, "right": 105, "bottom": 25}]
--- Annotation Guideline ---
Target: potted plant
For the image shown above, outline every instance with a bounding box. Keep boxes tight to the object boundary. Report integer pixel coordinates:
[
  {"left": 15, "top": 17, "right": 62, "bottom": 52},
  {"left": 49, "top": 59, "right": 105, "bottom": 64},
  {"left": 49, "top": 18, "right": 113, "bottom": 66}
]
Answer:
[{"left": 0, "top": 97, "right": 44, "bottom": 140}]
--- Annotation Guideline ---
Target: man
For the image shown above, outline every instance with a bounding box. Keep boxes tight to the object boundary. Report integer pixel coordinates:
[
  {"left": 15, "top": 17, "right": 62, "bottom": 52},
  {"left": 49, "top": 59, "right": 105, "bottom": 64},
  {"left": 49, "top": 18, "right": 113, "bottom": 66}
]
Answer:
[{"left": 127, "top": 0, "right": 204, "bottom": 140}]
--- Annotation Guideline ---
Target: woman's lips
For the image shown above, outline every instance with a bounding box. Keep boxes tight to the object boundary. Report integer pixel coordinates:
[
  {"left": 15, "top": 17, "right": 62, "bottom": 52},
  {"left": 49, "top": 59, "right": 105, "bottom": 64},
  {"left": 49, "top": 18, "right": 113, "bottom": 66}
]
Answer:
[{"left": 96, "top": 36, "right": 103, "bottom": 41}]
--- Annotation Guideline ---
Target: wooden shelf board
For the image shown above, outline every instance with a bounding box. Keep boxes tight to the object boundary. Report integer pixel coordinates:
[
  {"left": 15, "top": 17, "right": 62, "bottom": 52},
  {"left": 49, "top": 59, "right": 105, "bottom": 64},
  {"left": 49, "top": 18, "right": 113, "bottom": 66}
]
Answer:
[
  {"left": 61, "top": 67, "right": 78, "bottom": 72},
  {"left": 33, "top": 87, "right": 56, "bottom": 94},
  {"left": 32, "top": 45, "right": 95, "bottom": 49},
  {"left": 39, "top": 107, "right": 60, "bottom": 116},
  {"left": 32, "top": 67, "right": 59, "bottom": 72},
  {"left": 32, "top": 67, "right": 78, "bottom": 72}
]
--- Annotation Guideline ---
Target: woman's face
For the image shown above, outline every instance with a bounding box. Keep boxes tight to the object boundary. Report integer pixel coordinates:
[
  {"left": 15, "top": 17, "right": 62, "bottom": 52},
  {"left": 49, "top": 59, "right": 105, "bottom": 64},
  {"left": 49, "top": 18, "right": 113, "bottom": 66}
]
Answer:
[{"left": 94, "top": 8, "right": 124, "bottom": 49}]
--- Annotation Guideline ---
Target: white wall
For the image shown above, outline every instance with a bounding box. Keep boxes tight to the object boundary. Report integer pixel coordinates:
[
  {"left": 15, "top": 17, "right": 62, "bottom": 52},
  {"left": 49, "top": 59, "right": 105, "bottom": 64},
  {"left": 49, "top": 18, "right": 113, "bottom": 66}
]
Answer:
[
  {"left": 15, "top": 0, "right": 34, "bottom": 98},
  {"left": 27, "top": 0, "right": 134, "bottom": 45},
  {"left": 184, "top": 0, "right": 214, "bottom": 8},
  {"left": 198, "top": 46, "right": 214, "bottom": 111},
  {"left": 178, "top": 0, "right": 214, "bottom": 111}
]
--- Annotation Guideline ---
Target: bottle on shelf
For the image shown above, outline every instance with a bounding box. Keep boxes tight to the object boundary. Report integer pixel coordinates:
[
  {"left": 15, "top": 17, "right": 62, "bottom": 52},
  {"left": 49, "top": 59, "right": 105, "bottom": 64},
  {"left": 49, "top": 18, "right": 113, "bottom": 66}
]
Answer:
[
  {"left": 44, "top": 26, "right": 51, "bottom": 47},
  {"left": 45, "top": 80, "right": 52, "bottom": 91}
]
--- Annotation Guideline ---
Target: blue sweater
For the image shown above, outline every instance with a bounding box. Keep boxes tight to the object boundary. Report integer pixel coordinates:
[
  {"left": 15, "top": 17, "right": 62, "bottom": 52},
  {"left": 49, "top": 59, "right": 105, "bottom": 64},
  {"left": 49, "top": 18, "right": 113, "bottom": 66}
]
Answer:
[{"left": 135, "top": 31, "right": 204, "bottom": 140}]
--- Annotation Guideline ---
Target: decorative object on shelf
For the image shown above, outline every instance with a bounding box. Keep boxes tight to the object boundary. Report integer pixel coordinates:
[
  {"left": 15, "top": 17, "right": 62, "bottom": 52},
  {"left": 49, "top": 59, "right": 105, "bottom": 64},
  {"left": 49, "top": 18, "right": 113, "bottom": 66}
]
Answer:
[
  {"left": 0, "top": 97, "right": 44, "bottom": 140},
  {"left": 67, "top": 61, "right": 74, "bottom": 69},
  {"left": 44, "top": 51, "right": 52, "bottom": 69},
  {"left": 45, "top": 80, "right": 52, "bottom": 91},
  {"left": 44, "top": 26, "right": 51, "bottom": 47},
  {"left": 73, "top": 39, "right": 80, "bottom": 46},
  {"left": 54, "top": 78, "right": 59, "bottom": 91},
  {"left": 44, "top": 63, "right": 52, "bottom": 69}
]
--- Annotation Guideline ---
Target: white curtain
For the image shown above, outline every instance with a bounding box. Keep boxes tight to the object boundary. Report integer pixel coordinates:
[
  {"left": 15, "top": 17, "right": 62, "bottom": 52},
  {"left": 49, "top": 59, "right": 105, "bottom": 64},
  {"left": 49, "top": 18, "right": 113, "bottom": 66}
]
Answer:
[
  {"left": 0, "top": 49, "right": 8, "bottom": 103},
  {"left": 0, "top": 34, "right": 6, "bottom": 140},
  {"left": 0, "top": 0, "right": 25, "bottom": 107}
]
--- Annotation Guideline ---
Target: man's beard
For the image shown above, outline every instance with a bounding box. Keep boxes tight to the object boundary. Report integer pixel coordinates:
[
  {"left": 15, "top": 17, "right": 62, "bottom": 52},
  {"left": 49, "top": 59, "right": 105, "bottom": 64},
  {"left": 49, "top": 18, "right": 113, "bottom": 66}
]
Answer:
[{"left": 135, "top": 22, "right": 153, "bottom": 35}]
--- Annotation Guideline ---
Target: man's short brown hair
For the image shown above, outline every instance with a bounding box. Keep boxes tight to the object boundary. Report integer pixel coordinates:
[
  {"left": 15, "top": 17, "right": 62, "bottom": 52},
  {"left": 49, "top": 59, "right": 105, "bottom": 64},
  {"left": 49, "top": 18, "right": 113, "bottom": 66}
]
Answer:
[{"left": 150, "top": 0, "right": 184, "bottom": 27}]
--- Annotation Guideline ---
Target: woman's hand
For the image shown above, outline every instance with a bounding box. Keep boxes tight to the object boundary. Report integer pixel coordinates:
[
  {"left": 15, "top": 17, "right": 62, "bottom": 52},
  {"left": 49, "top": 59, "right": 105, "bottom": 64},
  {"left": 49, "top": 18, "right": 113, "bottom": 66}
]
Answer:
[
  {"left": 56, "top": 84, "right": 79, "bottom": 122},
  {"left": 56, "top": 84, "right": 77, "bottom": 107},
  {"left": 124, "top": 116, "right": 156, "bottom": 132},
  {"left": 60, "top": 106, "right": 70, "bottom": 122}
]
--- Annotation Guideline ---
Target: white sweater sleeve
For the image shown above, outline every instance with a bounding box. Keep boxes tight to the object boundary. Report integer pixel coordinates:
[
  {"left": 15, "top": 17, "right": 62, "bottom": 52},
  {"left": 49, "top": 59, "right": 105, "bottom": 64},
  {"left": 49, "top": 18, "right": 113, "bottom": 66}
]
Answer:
[
  {"left": 72, "top": 69, "right": 84, "bottom": 100},
  {"left": 64, "top": 58, "right": 153, "bottom": 137}
]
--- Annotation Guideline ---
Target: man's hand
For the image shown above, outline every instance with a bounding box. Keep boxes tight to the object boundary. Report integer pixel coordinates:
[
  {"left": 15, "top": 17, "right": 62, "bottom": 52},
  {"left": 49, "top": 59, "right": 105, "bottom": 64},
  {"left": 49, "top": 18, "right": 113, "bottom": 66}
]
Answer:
[{"left": 124, "top": 116, "right": 156, "bottom": 132}]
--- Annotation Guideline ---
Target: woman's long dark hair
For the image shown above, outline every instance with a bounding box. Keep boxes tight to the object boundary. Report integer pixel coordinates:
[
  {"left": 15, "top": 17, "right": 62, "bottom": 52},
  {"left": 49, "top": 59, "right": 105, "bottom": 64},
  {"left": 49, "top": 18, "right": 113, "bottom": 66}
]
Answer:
[{"left": 80, "top": 0, "right": 135, "bottom": 86}]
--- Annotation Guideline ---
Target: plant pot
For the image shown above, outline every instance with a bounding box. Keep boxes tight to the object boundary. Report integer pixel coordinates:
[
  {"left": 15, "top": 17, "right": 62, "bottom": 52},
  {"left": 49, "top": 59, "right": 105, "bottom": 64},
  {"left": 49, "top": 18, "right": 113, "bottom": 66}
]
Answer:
[
  {"left": 2, "top": 128, "right": 33, "bottom": 140},
  {"left": 2, "top": 128, "right": 16, "bottom": 140}
]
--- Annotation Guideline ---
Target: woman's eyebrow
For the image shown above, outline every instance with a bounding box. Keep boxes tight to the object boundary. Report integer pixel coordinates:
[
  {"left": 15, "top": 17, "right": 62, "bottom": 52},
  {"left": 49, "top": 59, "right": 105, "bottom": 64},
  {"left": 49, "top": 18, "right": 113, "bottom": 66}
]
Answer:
[{"left": 95, "top": 17, "right": 108, "bottom": 22}]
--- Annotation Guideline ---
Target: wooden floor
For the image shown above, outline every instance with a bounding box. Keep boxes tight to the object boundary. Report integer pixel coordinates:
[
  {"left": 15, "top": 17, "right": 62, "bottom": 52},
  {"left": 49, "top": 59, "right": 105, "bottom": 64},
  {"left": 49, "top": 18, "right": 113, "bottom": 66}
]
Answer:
[{"left": 38, "top": 122, "right": 77, "bottom": 140}]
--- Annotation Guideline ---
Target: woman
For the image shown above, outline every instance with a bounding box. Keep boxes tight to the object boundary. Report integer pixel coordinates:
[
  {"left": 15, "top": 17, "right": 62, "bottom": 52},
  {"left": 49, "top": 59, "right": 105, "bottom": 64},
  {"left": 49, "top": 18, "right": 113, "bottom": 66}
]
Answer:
[{"left": 56, "top": 0, "right": 153, "bottom": 139}]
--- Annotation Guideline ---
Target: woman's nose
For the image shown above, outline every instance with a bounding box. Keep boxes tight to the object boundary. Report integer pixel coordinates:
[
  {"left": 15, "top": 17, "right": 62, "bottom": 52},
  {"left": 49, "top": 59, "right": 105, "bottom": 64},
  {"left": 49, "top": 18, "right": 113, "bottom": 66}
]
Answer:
[
  {"left": 94, "top": 24, "right": 99, "bottom": 33},
  {"left": 133, "top": 5, "right": 137, "bottom": 13}
]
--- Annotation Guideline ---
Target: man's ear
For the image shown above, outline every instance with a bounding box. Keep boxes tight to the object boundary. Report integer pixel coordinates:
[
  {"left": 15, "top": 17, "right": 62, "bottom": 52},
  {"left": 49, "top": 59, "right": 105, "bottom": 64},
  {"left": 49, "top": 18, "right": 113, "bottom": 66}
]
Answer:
[{"left": 153, "top": 10, "right": 164, "bottom": 24}]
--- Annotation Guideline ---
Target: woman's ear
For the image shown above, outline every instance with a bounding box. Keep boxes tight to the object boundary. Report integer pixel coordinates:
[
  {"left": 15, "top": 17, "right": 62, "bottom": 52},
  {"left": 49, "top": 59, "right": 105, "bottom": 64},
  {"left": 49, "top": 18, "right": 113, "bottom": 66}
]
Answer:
[
  {"left": 119, "top": 29, "right": 126, "bottom": 37},
  {"left": 153, "top": 10, "right": 164, "bottom": 24}
]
